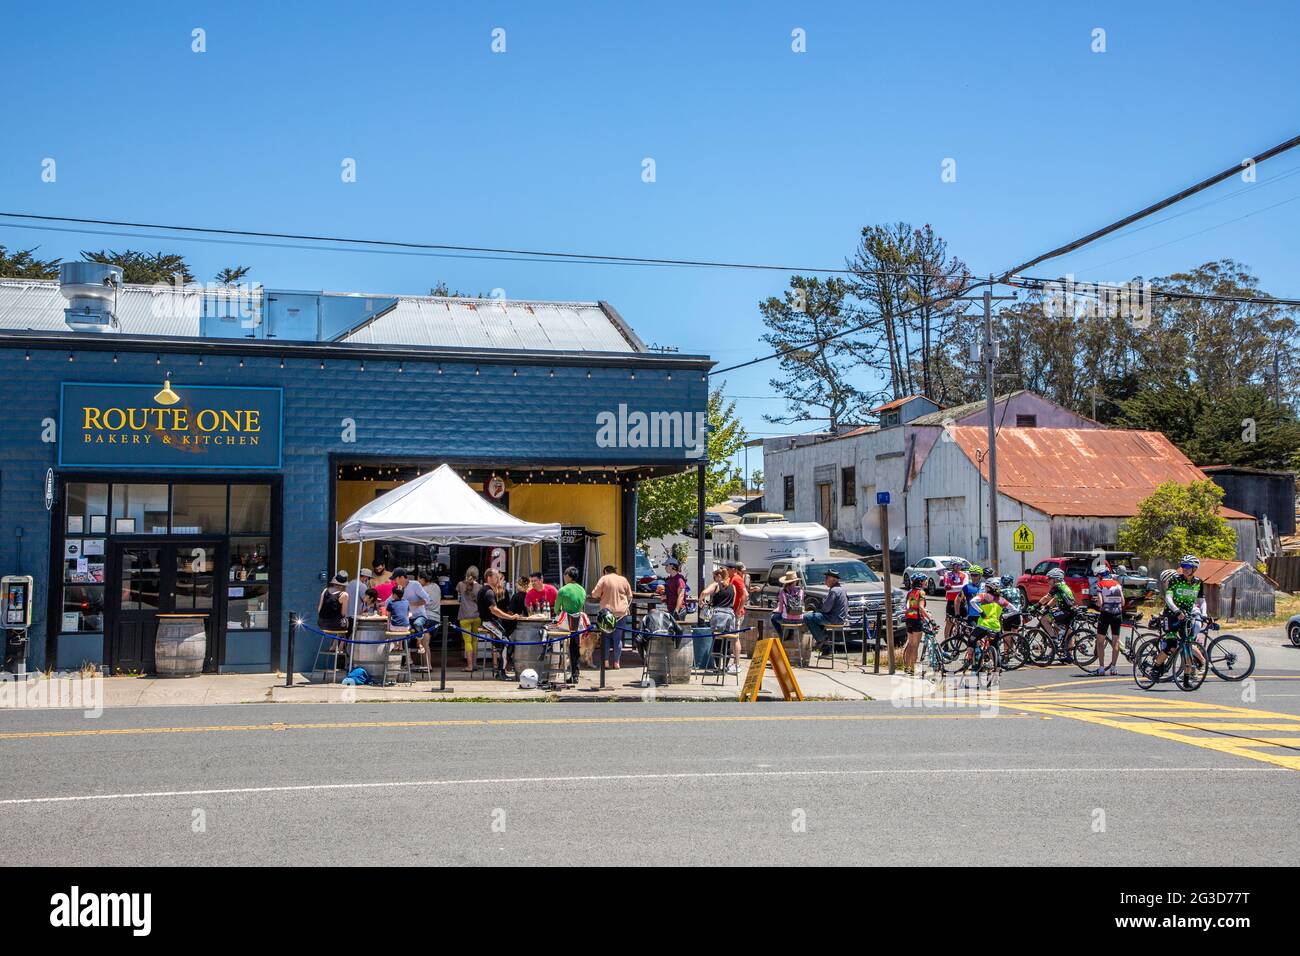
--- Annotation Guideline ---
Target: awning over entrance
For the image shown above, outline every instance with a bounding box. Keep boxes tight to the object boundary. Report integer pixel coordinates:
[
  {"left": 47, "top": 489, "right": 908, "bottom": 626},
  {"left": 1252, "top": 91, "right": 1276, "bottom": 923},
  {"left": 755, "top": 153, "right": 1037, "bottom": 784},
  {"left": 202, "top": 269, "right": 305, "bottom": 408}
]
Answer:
[{"left": 338, "top": 463, "right": 560, "bottom": 546}]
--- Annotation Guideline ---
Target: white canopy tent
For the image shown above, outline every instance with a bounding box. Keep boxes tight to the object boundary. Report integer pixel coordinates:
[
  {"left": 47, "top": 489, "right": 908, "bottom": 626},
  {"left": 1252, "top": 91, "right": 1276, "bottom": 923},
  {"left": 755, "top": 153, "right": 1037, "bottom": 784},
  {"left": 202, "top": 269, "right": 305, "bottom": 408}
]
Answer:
[{"left": 338, "top": 463, "right": 563, "bottom": 640}]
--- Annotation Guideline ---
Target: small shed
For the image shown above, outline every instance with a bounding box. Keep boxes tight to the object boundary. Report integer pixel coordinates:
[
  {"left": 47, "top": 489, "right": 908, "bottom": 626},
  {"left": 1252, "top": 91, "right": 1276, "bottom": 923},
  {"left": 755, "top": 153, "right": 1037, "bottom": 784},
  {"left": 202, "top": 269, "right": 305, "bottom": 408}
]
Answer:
[{"left": 1196, "top": 558, "right": 1277, "bottom": 620}]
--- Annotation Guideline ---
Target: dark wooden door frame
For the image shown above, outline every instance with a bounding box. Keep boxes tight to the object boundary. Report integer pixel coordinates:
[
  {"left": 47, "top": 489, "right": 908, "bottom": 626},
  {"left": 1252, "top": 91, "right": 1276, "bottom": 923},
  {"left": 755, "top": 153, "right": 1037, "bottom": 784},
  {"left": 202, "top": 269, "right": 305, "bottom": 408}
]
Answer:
[{"left": 106, "top": 537, "right": 225, "bottom": 674}]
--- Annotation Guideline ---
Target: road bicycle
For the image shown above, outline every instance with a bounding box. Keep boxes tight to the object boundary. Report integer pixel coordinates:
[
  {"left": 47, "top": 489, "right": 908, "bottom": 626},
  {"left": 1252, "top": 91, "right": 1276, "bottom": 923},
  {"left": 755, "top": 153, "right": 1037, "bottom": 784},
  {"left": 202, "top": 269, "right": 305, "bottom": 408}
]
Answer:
[
  {"left": 1021, "top": 610, "right": 1096, "bottom": 670},
  {"left": 1133, "top": 624, "right": 1209, "bottom": 692},
  {"left": 941, "top": 621, "right": 1001, "bottom": 688},
  {"left": 916, "top": 618, "right": 949, "bottom": 683}
]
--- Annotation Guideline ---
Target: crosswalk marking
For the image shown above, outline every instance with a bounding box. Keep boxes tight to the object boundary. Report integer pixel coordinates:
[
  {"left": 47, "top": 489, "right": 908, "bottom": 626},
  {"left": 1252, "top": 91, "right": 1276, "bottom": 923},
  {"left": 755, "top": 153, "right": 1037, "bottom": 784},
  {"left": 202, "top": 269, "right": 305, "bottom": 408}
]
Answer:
[{"left": 1001, "top": 692, "right": 1300, "bottom": 771}]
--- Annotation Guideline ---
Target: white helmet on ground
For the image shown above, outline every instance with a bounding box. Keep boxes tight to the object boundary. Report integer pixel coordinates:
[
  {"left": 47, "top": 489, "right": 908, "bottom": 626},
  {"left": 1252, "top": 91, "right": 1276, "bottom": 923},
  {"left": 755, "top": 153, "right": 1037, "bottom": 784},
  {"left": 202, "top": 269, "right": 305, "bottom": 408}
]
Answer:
[{"left": 518, "top": 668, "right": 539, "bottom": 689}]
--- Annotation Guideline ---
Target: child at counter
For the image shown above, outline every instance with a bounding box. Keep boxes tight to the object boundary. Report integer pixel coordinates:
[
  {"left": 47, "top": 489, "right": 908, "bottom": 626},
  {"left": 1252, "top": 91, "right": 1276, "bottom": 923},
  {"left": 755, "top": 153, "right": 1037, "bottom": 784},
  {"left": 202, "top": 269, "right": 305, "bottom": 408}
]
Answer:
[{"left": 385, "top": 586, "right": 411, "bottom": 631}]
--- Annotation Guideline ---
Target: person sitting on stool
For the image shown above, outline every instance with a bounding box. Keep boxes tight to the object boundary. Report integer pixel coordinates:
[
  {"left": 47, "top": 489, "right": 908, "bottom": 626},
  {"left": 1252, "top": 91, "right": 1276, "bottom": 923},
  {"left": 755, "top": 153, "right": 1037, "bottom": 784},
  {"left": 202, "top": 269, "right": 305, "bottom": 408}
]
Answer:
[{"left": 802, "top": 567, "right": 847, "bottom": 653}]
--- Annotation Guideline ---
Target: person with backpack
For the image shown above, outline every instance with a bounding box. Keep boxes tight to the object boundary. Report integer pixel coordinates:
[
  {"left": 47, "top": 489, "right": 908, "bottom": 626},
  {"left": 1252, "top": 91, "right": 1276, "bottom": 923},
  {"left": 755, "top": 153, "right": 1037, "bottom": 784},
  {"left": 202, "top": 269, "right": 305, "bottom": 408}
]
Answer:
[{"left": 317, "top": 571, "right": 351, "bottom": 631}]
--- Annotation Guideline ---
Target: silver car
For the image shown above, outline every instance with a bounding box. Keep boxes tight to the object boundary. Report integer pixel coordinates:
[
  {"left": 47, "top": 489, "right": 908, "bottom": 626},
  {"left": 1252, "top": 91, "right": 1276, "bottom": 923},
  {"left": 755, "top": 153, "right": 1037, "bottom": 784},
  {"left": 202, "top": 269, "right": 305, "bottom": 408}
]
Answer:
[{"left": 901, "top": 555, "right": 965, "bottom": 595}]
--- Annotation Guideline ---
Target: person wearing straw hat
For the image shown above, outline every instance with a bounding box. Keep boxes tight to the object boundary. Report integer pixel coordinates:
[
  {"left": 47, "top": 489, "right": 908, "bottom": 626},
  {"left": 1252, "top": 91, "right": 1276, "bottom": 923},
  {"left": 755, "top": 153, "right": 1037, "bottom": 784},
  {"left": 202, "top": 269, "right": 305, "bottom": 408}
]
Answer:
[{"left": 771, "top": 569, "right": 805, "bottom": 634}]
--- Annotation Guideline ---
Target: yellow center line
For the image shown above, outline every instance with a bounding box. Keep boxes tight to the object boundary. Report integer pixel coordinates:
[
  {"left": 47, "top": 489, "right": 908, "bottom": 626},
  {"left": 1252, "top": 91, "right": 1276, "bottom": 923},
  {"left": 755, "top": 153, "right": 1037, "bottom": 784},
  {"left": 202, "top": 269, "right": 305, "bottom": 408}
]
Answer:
[{"left": 0, "top": 711, "right": 1028, "bottom": 741}]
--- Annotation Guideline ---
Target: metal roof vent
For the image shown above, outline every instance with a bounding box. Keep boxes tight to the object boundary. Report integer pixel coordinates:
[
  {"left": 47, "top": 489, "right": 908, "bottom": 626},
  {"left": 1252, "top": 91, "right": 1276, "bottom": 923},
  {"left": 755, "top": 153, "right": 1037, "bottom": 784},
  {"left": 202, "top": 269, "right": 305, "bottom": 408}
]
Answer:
[{"left": 58, "top": 261, "right": 123, "bottom": 333}]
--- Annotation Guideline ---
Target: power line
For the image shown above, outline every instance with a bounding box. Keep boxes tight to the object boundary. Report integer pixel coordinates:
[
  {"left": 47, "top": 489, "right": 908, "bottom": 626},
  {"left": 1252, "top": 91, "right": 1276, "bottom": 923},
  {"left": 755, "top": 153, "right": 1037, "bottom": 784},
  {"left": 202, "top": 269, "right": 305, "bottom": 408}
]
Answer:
[
  {"left": 0, "top": 210, "right": 876, "bottom": 276},
  {"left": 1000, "top": 132, "right": 1300, "bottom": 279},
  {"left": 1011, "top": 274, "right": 1300, "bottom": 308}
]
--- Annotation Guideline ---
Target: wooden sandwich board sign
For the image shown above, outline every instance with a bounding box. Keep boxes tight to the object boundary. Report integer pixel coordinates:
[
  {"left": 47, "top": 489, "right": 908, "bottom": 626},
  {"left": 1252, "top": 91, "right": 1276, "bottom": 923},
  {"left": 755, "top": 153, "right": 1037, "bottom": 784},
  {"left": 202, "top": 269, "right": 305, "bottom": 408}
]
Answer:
[{"left": 740, "top": 637, "right": 804, "bottom": 702}]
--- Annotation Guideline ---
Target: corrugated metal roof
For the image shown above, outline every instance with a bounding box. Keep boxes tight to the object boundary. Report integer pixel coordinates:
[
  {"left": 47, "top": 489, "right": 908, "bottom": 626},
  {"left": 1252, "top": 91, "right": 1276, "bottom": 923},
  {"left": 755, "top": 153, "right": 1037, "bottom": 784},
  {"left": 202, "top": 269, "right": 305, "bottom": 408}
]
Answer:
[
  {"left": 1196, "top": 558, "right": 1249, "bottom": 586},
  {"left": 0, "top": 280, "right": 647, "bottom": 353},
  {"left": 947, "top": 426, "right": 1255, "bottom": 519},
  {"left": 0, "top": 278, "right": 227, "bottom": 337},
  {"left": 338, "top": 297, "right": 641, "bottom": 352},
  {"left": 870, "top": 395, "right": 925, "bottom": 413}
]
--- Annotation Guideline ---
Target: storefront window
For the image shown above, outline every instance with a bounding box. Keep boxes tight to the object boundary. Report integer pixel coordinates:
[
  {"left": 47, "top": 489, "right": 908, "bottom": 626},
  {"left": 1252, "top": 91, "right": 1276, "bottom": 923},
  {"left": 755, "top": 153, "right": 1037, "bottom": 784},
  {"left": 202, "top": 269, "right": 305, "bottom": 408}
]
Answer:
[
  {"left": 62, "top": 585, "right": 105, "bottom": 632},
  {"left": 65, "top": 482, "right": 108, "bottom": 534},
  {"left": 172, "top": 546, "right": 215, "bottom": 610},
  {"left": 230, "top": 485, "right": 271, "bottom": 534},
  {"left": 227, "top": 537, "right": 271, "bottom": 631},
  {"left": 112, "top": 484, "right": 169, "bottom": 534},
  {"left": 172, "top": 484, "right": 228, "bottom": 534},
  {"left": 120, "top": 547, "right": 162, "bottom": 610}
]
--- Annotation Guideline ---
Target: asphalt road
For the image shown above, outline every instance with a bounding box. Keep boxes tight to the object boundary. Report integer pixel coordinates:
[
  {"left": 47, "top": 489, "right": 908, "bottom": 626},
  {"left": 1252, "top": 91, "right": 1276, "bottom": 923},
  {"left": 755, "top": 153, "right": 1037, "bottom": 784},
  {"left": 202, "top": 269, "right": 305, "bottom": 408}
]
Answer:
[{"left": 3, "top": 652, "right": 1299, "bottom": 866}]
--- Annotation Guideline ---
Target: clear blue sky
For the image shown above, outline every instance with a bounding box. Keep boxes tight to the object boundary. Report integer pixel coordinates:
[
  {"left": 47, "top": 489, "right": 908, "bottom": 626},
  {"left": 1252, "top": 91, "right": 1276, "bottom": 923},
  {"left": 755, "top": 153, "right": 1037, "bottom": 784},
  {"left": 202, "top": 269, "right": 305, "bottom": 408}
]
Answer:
[{"left": 3, "top": 0, "right": 1298, "bottom": 472}]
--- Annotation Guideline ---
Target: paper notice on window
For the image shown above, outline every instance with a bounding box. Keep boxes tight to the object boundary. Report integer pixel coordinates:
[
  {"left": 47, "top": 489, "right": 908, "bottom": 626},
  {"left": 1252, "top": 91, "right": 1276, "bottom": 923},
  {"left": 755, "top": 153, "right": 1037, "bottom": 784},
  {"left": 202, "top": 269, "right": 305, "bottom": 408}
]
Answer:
[{"left": 229, "top": 587, "right": 245, "bottom": 598}]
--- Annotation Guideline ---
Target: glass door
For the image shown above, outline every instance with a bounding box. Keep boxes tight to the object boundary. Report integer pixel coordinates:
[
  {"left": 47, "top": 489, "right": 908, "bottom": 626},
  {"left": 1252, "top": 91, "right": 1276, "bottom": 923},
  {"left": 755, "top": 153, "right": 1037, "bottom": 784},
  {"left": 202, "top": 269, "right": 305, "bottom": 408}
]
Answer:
[
  {"left": 110, "top": 540, "right": 223, "bottom": 673},
  {"left": 112, "top": 545, "right": 163, "bottom": 673}
]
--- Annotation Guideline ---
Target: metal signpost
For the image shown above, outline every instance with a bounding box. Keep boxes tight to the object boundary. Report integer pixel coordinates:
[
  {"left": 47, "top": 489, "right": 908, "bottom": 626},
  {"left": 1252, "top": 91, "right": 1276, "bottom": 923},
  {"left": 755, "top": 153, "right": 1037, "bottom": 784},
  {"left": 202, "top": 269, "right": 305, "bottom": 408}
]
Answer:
[{"left": 877, "top": 492, "right": 896, "bottom": 675}]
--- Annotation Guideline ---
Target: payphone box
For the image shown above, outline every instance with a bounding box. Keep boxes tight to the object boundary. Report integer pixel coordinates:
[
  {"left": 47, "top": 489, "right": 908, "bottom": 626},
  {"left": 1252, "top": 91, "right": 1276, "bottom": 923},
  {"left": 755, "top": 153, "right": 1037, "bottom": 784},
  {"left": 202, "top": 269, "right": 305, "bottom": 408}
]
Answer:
[{"left": 1, "top": 576, "right": 34, "bottom": 629}]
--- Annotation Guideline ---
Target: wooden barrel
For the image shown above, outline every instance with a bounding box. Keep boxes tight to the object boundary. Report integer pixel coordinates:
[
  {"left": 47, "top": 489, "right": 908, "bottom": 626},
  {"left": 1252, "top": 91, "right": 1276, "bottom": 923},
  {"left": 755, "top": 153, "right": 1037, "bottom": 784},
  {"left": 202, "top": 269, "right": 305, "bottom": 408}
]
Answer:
[
  {"left": 646, "top": 635, "right": 693, "bottom": 684},
  {"left": 511, "top": 621, "right": 549, "bottom": 675},
  {"left": 154, "top": 615, "right": 207, "bottom": 678},
  {"left": 349, "top": 617, "right": 397, "bottom": 675}
]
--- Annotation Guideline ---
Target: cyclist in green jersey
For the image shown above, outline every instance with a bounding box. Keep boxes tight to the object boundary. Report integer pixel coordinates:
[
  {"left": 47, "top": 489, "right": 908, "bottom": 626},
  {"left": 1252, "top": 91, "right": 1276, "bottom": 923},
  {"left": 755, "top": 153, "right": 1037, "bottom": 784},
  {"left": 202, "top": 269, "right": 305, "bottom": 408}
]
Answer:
[{"left": 1154, "top": 555, "right": 1208, "bottom": 673}]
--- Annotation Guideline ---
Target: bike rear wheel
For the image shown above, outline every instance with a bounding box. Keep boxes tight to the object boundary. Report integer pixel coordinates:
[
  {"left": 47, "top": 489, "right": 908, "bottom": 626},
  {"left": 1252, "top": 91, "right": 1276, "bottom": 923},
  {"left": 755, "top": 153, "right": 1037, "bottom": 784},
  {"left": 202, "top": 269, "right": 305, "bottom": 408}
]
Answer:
[
  {"left": 1206, "top": 634, "right": 1255, "bottom": 682},
  {"left": 1132, "top": 638, "right": 1165, "bottom": 690},
  {"left": 1071, "top": 633, "right": 1098, "bottom": 673},
  {"left": 1001, "top": 633, "right": 1025, "bottom": 671},
  {"left": 940, "top": 636, "right": 969, "bottom": 674},
  {"left": 1023, "top": 627, "right": 1055, "bottom": 667}
]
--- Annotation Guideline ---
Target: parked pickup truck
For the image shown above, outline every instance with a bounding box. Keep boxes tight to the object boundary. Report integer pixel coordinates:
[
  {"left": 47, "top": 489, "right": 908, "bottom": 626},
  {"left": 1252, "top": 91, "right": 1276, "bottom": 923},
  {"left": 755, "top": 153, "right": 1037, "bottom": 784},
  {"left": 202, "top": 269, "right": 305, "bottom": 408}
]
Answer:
[
  {"left": 750, "top": 557, "right": 907, "bottom": 636},
  {"left": 1016, "top": 551, "right": 1157, "bottom": 609}
]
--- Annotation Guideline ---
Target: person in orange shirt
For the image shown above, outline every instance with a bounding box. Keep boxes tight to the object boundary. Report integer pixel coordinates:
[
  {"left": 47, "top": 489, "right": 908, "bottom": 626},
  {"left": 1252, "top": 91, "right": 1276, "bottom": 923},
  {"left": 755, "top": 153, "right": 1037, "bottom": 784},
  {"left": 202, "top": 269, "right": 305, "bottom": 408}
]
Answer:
[
  {"left": 590, "top": 564, "right": 633, "bottom": 669},
  {"left": 902, "top": 573, "right": 934, "bottom": 675}
]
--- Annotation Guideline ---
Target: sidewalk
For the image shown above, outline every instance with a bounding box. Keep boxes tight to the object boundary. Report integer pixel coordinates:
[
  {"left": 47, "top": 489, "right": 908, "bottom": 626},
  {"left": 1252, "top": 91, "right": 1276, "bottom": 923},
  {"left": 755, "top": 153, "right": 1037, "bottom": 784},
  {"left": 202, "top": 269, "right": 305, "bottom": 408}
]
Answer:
[{"left": 68, "top": 659, "right": 934, "bottom": 708}]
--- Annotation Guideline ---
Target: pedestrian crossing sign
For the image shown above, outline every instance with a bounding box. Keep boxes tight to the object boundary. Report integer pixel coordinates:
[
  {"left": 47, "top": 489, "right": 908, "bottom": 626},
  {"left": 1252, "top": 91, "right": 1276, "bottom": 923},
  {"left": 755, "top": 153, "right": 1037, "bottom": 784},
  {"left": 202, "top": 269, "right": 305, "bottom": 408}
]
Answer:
[{"left": 1013, "top": 523, "right": 1034, "bottom": 552}]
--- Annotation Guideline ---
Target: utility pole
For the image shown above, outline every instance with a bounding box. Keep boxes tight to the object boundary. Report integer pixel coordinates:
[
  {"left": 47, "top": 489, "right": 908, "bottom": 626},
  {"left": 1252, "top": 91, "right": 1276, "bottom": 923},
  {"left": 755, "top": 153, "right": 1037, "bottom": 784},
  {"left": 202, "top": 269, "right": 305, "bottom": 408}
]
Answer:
[{"left": 979, "top": 280, "right": 1016, "bottom": 574}]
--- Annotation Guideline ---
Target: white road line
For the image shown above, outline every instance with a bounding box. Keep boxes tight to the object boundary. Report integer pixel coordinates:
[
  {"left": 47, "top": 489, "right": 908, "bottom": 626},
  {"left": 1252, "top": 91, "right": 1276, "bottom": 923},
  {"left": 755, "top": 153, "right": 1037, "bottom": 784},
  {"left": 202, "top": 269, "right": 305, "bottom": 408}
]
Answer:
[{"left": 0, "top": 766, "right": 1284, "bottom": 806}]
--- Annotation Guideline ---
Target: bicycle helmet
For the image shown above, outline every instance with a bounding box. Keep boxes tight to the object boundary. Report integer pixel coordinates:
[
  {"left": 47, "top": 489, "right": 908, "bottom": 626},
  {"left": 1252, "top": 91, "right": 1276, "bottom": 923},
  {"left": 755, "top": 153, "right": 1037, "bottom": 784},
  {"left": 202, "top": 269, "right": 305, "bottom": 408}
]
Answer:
[
  {"left": 1046, "top": 568, "right": 1065, "bottom": 581},
  {"left": 945, "top": 559, "right": 962, "bottom": 569},
  {"left": 967, "top": 565, "right": 984, "bottom": 577},
  {"left": 984, "top": 579, "right": 1001, "bottom": 594},
  {"left": 959, "top": 560, "right": 971, "bottom": 570},
  {"left": 1159, "top": 568, "right": 1177, "bottom": 586},
  {"left": 909, "top": 573, "right": 928, "bottom": 587},
  {"left": 1179, "top": 554, "right": 1200, "bottom": 570},
  {"left": 595, "top": 609, "right": 618, "bottom": 634}
]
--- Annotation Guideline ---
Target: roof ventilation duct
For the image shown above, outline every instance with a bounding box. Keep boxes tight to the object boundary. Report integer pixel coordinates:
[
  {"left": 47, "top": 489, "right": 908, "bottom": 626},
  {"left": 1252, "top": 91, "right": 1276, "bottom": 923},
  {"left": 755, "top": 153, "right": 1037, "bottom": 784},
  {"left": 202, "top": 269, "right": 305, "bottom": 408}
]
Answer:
[{"left": 58, "top": 261, "right": 123, "bottom": 332}]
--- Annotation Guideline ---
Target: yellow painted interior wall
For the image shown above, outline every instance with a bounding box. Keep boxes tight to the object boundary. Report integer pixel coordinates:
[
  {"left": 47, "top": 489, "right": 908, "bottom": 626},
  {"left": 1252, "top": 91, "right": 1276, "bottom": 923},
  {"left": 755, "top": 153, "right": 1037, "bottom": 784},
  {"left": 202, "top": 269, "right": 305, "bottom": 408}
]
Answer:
[
  {"left": 333, "top": 479, "right": 624, "bottom": 578},
  {"left": 508, "top": 482, "right": 623, "bottom": 576}
]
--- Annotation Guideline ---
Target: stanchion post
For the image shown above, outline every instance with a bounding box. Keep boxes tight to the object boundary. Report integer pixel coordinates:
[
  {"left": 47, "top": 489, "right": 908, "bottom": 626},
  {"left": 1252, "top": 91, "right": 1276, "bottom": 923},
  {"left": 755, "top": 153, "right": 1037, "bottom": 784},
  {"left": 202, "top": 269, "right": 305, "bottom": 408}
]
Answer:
[
  {"left": 599, "top": 638, "right": 607, "bottom": 690},
  {"left": 286, "top": 614, "right": 297, "bottom": 687},
  {"left": 432, "top": 614, "right": 454, "bottom": 694},
  {"left": 873, "top": 612, "right": 882, "bottom": 674}
]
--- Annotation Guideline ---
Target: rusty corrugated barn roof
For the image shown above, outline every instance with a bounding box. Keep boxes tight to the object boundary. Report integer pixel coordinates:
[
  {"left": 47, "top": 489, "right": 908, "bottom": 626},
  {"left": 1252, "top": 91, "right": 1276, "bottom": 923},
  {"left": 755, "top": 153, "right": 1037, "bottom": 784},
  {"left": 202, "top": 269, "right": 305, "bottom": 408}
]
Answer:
[{"left": 947, "top": 426, "right": 1255, "bottom": 519}]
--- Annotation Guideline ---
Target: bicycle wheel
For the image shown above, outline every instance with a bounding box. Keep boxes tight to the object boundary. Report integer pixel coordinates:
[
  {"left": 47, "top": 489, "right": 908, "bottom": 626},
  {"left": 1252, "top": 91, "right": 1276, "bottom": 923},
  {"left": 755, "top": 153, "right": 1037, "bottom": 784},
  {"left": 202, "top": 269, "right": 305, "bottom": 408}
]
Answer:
[
  {"left": 1023, "top": 627, "right": 1055, "bottom": 667},
  {"left": 1001, "top": 634, "right": 1025, "bottom": 671},
  {"left": 1206, "top": 634, "right": 1255, "bottom": 682},
  {"left": 940, "top": 636, "right": 969, "bottom": 673},
  {"left": 1072, "top": 633, "right": 1098, "bottom": 673},
  {"left": 1175, "top": 643, "right": 1208, "bottom": 691},
  {"left": 1132, "top": 638, "right": 1165, "bottom": 691}
]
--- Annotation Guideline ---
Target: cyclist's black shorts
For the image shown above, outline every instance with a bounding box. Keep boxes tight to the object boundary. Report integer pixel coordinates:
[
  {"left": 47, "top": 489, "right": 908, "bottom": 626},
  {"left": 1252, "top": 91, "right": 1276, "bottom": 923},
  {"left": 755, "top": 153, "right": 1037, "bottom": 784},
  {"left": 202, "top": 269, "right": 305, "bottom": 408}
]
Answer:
[
  {"left": 1002, "top": 613, "right": 1021, "bottom": 632},
  {"left": 1096, "top": 611, "right": 1122, "bottom": 637},
  {"left": 966, "top": 625, "right": 1000, "bottom": 647},
  {"left": 945, "top": 598, "right": 958, "bottom": 617},
  {"left": 905, "top": 618, "right": 923, "bottom": 634},
  {"left": 1052, "top": 608, "right": 1077, "bottom": 626}
]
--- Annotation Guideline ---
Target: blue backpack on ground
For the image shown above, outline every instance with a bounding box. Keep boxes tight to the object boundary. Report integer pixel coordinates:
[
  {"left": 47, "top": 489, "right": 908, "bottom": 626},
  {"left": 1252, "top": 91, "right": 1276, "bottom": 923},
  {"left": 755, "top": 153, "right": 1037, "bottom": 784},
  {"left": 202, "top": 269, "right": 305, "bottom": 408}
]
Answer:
[{"left": 341, "top": 667, "right": 370, "bottom": 685}]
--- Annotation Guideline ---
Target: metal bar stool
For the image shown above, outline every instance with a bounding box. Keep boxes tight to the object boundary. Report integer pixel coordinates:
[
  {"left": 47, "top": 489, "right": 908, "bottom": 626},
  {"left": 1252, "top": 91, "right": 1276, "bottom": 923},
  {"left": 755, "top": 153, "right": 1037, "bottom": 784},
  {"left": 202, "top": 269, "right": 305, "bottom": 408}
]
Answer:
[
  {"left": 310, "top": 629, "right": 348, "bottom": 684},
  {"left": 385, "top": 632, "right": 412, "bottom": 685},
  {"left": 777, "top": 620, "right": 809, "bottom": 667},
  {"left": 816, "top": 624, "right": 851, "bottom": 670},
  {"left": 705, "top": 629, "right": 740, "bottom": 686}
]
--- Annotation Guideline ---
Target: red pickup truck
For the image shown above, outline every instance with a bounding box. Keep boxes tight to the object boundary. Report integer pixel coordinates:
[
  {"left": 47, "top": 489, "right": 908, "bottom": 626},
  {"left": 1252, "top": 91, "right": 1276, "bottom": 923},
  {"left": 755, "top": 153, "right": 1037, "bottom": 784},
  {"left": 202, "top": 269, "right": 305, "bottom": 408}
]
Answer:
[{"left": 1016, "top": 552, "right": 1156, "bottom": 608}]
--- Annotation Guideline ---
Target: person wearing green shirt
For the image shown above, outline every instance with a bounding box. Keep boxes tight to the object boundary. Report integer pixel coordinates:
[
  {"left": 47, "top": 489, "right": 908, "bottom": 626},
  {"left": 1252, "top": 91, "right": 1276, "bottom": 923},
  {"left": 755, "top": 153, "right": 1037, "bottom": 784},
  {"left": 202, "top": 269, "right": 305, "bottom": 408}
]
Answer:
[{"left": 555, "top": 567, "right": 587, "bottom": 684}]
